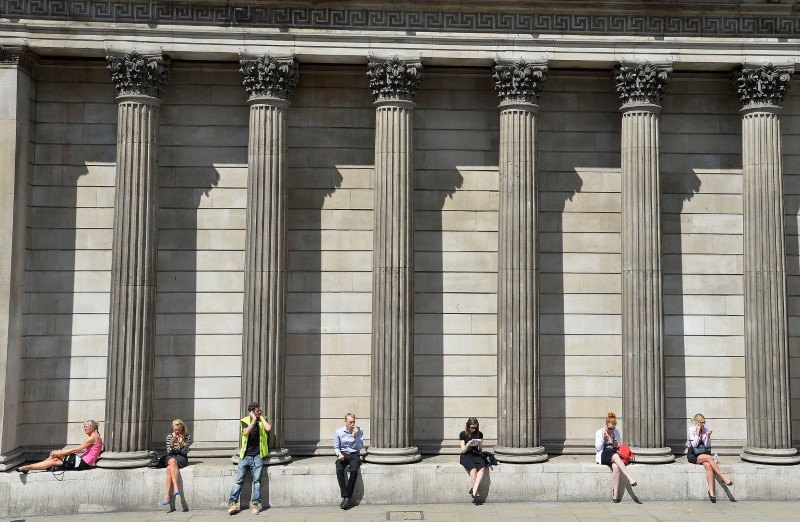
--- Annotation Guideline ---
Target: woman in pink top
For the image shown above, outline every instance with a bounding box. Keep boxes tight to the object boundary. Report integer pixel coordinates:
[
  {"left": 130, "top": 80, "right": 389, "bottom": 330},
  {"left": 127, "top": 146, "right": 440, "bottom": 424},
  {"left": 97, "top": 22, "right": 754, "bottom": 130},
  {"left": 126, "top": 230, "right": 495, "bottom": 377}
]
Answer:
[{"left": 16, "top": 419, "right": 103, "bottom": 473}]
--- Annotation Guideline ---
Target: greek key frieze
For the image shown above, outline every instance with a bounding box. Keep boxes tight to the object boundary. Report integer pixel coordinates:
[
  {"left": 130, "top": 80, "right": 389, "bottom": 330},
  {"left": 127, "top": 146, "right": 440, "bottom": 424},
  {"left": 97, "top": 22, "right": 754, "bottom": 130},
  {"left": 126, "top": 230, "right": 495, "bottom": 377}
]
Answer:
[
  {"left": 733, "top": 64, "right": 794, "bottom": 108},
  {"left": 3, "top": 1, "right": 800, "bottom": 37}
]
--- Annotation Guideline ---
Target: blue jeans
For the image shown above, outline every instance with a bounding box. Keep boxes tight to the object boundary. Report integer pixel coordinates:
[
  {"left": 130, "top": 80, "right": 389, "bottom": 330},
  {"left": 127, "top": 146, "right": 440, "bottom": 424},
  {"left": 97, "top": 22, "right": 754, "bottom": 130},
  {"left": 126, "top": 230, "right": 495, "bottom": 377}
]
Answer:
[{"left": 228, "top": 455, "right": 263, "bottom": 504}]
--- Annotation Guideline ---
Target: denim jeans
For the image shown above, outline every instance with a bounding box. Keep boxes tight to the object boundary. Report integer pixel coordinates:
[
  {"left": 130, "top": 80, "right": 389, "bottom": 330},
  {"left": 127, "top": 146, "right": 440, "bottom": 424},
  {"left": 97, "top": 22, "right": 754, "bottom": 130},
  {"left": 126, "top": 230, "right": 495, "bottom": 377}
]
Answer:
[{"left": 228, "top": 455, "right": 263, "bottom": 504}]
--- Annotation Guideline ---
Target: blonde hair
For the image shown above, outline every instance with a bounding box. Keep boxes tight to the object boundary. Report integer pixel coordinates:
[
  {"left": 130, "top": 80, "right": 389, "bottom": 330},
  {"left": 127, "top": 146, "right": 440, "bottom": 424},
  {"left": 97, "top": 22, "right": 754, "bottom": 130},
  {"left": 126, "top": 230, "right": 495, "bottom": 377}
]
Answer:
[
  {"left": 85, "top": 419, "right": 99, "bottom": 433},
  {"left": 691, "top": 413, "right": 705, "bottom": 425},
  {"left": 172, "top": 418, "right": 188, "bottom": 435},
  {"left": 344, "top": 412, "right": 356, "bottom": 421},
  {"left": 605, "top": 412, "right": 617, "bottom": 426}
]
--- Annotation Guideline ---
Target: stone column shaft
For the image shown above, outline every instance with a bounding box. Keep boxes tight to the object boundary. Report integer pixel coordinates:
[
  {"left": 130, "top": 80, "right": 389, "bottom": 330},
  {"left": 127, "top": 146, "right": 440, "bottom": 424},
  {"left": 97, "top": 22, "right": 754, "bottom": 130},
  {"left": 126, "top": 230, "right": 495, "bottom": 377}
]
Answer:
[
  {"left": 365, "top": 58, "right": 422, "bottom": 464},
  {"left": 101, "top": 52, "right": 170, "bottom": 468},
  {"left": 492, "top": 60, "right": 548, "bottom": 463},
  {"left": 0, "top": 46, "right": 35, "bottom": 471},
  {"left": 734, "top": 64, "right": 799, "bottom": 464},
  {"left": 614, "top": 63, "right": 674, "bottom": 463},
  {"left": 239, "top": 55, "right": 298, "bottom": 464}
]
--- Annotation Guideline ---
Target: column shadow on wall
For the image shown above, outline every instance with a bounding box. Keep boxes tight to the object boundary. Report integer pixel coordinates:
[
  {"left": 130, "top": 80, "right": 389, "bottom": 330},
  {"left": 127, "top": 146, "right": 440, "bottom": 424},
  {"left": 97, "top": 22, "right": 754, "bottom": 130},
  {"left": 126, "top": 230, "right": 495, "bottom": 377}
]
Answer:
[
  {"left": 414, "top": 168, "right": 463, "bottom": 454},
  {"left": 156, "top": 165, "right": 219, "bottom": 453},
  {"left": 286, "top": 165, "right": 342, "bottom": 455},
  {"left": 661, "top": 169, "right": 701, "bottom": 452},
  {"left": 540, "top": 169, "right": 583, "bottom": 453}
]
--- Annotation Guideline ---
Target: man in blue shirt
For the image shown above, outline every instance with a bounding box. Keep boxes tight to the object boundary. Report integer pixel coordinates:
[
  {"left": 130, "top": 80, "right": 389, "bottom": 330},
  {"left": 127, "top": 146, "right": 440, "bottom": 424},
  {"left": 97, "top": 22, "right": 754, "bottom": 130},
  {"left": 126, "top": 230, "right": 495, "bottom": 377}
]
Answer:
[{"left": 334, "top": 412, "right": 364, "bottom": 509}]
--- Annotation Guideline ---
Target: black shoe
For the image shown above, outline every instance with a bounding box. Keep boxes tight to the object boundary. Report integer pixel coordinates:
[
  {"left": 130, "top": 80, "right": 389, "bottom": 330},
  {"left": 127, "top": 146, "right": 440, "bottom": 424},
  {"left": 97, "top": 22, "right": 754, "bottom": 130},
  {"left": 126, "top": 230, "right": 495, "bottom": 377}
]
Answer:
[
  {"left": 339, "top": 498, "right": 347, "bottom": 508},
  {"left": 341, "top": 497, "right": 351, "bottom": 510},
  {"left": 468, "top": 488, "right": 473, "bottom": 496},
  {"left": 724, "top": 480, "right": 733, "bottom": 487},
  {"left": 708, "top": 492, "right": 716, "bottom": 503},
  {"left": 15, "top": 467, "right": 27, "bottom": 474}
]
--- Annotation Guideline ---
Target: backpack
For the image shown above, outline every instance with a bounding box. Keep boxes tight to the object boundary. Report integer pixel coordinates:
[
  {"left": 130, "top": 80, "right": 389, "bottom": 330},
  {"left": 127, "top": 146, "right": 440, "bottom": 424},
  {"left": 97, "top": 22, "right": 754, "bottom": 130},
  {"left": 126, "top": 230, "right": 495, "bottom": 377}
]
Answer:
[{"left": 617, "top": 444, "right": 635, "bottom": 465}]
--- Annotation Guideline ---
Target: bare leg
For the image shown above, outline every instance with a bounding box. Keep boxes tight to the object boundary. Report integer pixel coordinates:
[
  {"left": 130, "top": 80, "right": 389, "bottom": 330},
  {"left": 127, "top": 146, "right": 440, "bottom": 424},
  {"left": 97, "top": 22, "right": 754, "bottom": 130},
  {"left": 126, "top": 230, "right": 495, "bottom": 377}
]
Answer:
[
  {"left": 610, "top": 454, "right": 636, "bottom": 484},
  {"left": 611, "top": 463, "right": 621, "bottom": 500},
  {"left": 702, "top": 461, "right": 714, "bottom": 496},
  {"left": 473, "top": 468, "right": 486, "bottom": 497},
  {"left": 697, "top": 454, "right": 731, "bottom": 485},
  {"left": 163, "top": 467, "right": 172, "bottom": 502},
  {"left": 18, "top": 457, "right": 64, "bottom": 472},
  {"left": 468, "top": 468, "right": 477, "bottom": 493},
  {"left": 169, "top": 460, "right": 180, "bottom": 493}
]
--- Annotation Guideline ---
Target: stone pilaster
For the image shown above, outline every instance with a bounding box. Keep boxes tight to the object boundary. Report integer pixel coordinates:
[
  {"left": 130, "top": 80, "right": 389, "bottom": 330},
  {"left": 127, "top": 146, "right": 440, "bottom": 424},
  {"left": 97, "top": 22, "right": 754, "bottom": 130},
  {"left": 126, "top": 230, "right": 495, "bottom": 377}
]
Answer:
[
  {"left": 238, "top": 55, "right": 299, "bottom": 465},
  {"left": 0, "top": 46, "right": 35, "bottom": 471},
  {"left": 733, "top": 64, "right": 800, "bottom": 465},
  {"left": 491, "top": 61, "right": 548, "bottom": 464},
  {"left": 99, "top": 52, "right": 170, "bottom": 468},
  {"left": 365, "top": 57, "right": 422, "bottom": 464},
  {"left": 613, "top": 62, "right": 674, "bottom": 464}
]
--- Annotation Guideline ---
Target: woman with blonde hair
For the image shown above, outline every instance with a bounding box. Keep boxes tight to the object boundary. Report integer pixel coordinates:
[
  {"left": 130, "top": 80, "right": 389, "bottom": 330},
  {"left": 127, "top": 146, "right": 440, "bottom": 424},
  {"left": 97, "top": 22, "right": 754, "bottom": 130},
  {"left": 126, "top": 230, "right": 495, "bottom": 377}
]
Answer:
[
  {"left": 594, "top": 412, "right": 637, "bottom": 502},
  {"left": 16, "top": 420, "right": 102, "bottom": 473},
  {"left": 161, "top": 419, "right": 192, "bottom": 505},
  {"left": 687, "top": 413, "right": 732, "bottom": 502}
]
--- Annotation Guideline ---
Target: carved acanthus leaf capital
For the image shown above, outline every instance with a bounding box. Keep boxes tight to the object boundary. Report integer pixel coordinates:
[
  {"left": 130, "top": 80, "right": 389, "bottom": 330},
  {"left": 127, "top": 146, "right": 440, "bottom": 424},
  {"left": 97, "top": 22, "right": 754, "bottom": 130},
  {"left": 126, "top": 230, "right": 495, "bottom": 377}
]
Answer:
[
  {"left": 240, "top": 55, "right": 299, "bottom": 101},
  {"left": 733, "top": 64, "right": 793, "bottom": 109},
  {"left": 613, "top": 62, "right": 672, "bottom": 106},
  {"left": 0, "top": 46, "right": 37, "bottom": 73},
  {"left": 107, "top": 52, "right": 171, "bottom": 98},
  {"left": 492, "top": 61, "right": 548, "bottom": 105},
  {"left": 367, "top": 58, "right": 423, "bottom": 102}
]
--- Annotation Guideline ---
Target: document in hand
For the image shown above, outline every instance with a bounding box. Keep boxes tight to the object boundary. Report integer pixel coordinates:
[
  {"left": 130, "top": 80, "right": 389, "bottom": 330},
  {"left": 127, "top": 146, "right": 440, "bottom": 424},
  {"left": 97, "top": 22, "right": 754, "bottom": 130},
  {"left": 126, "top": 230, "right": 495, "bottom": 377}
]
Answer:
[{"left": 468, "top": 438, "right": 482, "bottom": 446}]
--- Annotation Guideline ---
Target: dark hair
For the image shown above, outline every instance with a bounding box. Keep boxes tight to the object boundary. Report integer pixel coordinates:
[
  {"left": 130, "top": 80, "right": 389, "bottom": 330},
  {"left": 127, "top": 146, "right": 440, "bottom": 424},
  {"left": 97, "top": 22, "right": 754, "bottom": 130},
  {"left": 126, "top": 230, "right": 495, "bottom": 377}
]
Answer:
[
  {"left": 247, "top": 402, "right": 261, "bottom": 412},
  {"left": 465, "top": 417, "right": 480, "bottom": 433}
]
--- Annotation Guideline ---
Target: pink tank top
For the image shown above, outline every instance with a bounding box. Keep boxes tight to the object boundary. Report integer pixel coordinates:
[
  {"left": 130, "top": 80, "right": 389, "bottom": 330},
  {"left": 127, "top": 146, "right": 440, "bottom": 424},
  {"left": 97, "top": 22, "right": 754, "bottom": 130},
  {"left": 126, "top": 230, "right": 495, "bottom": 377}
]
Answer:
[{"left": 81, "top": 435, "right": 103, "bottom": 466}]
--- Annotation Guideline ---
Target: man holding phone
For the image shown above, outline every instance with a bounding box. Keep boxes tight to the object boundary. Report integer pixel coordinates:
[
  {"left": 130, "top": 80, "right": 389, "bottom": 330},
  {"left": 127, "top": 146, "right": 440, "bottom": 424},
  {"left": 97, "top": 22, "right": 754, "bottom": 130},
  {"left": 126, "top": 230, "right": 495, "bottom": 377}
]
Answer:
[
  {"left": 334, "top": 412, "right": 364, "bottom": 509},
  {"left": 228, "top": 401, "right": 271, "bottom": 515}
]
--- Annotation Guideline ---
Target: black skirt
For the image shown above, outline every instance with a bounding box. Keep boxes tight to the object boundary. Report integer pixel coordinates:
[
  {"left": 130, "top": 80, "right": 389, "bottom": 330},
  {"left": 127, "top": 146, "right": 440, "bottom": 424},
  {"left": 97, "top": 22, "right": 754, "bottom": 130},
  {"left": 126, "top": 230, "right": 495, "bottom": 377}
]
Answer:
[
  {"left": 600, "top": 447, "right": 616, "bottom": 467},
  {"left": 166, "top": 454, "right": 189, "bottom": 468},
  {"left": 460, "top": 451, "right": 485, "bottom": 472}
]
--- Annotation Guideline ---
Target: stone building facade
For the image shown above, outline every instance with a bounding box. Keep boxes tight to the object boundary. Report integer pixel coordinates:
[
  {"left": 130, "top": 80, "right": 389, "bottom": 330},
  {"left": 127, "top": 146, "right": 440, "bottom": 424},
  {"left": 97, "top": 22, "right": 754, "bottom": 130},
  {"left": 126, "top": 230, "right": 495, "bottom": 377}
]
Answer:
[{"left": 1, "top": 0, "right": 800, "bottom": 470}]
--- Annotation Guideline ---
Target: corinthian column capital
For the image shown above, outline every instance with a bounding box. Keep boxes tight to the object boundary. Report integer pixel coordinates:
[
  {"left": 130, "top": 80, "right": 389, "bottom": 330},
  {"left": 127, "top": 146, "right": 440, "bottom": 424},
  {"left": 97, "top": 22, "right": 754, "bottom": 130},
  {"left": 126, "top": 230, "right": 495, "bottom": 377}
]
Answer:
[
  {"left": 239, "top": 55, "right": 299, "bottom": 102},
  {"left": 733, "top": 63, "right": 793, "bottom": 109},
  {"left": 492, "top": 61, "right": 548, "bottom": 105},
  {"left": 613, "top": 62, "right": 672, "bottom": 107},
  {"left": 367, "top": 57, "right": 423, "bottom": 102},
  {"left": 106, "top": 52, "right": 171, "bottom": 98}
]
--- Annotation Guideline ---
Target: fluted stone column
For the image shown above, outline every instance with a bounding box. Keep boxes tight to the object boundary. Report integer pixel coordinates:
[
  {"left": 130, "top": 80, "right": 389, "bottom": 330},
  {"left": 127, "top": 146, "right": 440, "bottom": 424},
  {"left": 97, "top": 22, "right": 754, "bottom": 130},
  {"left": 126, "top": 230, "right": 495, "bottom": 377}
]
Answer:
[
  {"left": 491, "top": 61, "right": 549, "bottom": 464},
  {"left": 0, "top": 46, "right": 36, "bottom": 471},
  {"left": 733, "top": 64, "right": 800, "bottom": 465},
  {"left": 99, "top": 52, "right": 170, "bottom": 468},
  {"left": 365, "top": 58, "right": 422, "bottom": 464},
  {"left": 238, "top": 55, "right": 299, "bottom": 465},
  {"left": 613, "top": 62, "right": 674, "bottom": 464}
]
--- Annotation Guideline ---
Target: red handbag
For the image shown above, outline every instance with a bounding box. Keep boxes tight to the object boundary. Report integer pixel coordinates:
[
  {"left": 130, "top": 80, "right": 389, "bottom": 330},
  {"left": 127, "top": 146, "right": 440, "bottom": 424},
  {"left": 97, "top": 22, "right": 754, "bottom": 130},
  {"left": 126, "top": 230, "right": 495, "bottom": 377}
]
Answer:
[{"left": 617, "top": 444, "right": 635, "bottom": 465}]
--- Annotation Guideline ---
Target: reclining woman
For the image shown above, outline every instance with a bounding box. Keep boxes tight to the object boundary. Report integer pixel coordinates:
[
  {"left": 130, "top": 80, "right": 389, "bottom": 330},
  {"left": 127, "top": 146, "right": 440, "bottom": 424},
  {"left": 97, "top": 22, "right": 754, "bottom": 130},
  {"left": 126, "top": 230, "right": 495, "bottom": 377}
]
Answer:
[
  {"left": 161, "top": 418, "right": 192, "bottom": 505},
  {"left": 687, "top": 413, "right": 732, "bottom": 503},
  {"left": 594, "top": 412, "right": 636, "bottom": 502},
  {"left": 16, "top": 419, "right": 103, "bottom": 473},
  {"left": 459, "top": 417, "right": 486, "bottom": 504}
]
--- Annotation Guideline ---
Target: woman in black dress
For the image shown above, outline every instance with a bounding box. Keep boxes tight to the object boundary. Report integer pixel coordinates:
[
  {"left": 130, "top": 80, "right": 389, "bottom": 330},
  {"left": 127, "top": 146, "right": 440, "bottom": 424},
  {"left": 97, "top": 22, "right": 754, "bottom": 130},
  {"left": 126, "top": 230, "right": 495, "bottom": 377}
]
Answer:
[{"left": 459, "top": 417, "right": 485, "bottom": 503}]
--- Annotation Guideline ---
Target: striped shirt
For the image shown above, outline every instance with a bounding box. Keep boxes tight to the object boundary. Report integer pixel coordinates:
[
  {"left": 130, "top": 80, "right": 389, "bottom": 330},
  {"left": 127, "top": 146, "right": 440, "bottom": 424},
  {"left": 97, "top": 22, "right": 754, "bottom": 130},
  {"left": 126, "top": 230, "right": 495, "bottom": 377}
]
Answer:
[{"left": 166, "top": 433, "right": 192, "bottom": 456}]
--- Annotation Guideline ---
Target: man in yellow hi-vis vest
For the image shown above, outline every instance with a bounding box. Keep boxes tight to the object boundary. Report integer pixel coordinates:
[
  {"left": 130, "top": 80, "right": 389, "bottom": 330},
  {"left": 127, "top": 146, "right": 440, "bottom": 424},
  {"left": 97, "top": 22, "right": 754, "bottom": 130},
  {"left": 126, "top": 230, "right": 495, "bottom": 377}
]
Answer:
[{"left": 227, "top": 402, "right": 271, "bottom": 515}]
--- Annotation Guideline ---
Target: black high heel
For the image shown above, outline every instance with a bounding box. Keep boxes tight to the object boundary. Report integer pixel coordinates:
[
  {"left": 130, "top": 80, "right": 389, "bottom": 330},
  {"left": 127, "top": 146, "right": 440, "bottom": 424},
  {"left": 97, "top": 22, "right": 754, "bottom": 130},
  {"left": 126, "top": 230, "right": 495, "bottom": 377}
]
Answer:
[{"left": 708, "top": 492, "right": 716, "bottom": 503}]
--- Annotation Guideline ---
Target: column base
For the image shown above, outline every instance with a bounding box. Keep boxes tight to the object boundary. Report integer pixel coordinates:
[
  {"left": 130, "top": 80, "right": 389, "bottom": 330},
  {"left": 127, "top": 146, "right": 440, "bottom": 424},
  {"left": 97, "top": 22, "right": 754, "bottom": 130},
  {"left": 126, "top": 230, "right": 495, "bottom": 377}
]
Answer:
[
  {"left": 629, "top": 447, "right": 675, "bottom": 464},
  {"left": 494, "top": 446, "right": 549, "bottom": 464},
  {"left": 0, "top": 447, "right": 25, "bottom": 471},
  {"left": 741, "top": 446, "right": 800, "bottom": 465},
  {"left": 95, "top": 450, "right": 151, "bottom": 469},
  {"left": 364, "top": 446, "right": 421, "bottom": 464}
]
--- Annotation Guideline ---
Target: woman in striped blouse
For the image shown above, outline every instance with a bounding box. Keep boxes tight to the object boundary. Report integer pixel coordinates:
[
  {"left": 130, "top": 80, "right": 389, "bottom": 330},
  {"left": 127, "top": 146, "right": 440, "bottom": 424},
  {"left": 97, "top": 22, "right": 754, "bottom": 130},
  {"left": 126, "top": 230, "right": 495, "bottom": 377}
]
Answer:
[{"left": 161, "top": 419, "right": 192, "bottom": 505}]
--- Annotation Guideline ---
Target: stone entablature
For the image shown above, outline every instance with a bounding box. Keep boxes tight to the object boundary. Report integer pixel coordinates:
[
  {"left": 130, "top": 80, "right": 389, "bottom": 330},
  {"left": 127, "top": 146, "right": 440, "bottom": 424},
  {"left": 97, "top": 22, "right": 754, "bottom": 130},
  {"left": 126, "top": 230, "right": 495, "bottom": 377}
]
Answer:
[{"left": 3, "top": 1, "right": 800, "bottom": 36}]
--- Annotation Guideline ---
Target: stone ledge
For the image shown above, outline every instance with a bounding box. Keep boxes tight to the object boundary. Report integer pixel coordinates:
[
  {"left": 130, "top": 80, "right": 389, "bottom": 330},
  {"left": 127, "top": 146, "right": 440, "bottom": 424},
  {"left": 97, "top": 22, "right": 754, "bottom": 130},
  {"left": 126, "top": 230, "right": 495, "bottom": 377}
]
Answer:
[{"left": 3, "top": 455, "right": 800, "bottom": 517}]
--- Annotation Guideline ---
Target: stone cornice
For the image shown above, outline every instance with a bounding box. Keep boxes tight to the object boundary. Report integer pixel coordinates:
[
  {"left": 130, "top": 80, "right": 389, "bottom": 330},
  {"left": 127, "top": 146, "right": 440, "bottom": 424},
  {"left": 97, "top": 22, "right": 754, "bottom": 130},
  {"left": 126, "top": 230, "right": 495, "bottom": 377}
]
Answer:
[
  {"left": 240, "top": 55, "right": 299, "bottom": 102},
  {"left": 492, "top": 61, "right": 547, "bottom": 105},
  {"left": 367, "top": 58, "right": 423, "bottom": 103},
  {"left": 107, "top": 52, "right": 171, "bottom": 98},
  {"left": 733, "top": 63, "right": 793, "bottom": 108},
  {"left": 3, "top": 1, "right": 800, "bottom": 37},
  {"left": 0, "top": 45, "right": 36, "bottom": 72},
  {"left": 613, "top": 62, "right": 672, "bottom": 107}
]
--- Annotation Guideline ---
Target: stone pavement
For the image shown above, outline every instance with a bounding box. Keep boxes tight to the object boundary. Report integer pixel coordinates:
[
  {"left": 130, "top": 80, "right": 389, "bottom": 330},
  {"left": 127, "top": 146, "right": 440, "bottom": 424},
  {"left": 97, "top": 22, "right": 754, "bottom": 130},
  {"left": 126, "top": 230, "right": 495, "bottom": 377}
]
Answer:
[{"left": 11, "top": 501, "right": 800, "bottom": 521}]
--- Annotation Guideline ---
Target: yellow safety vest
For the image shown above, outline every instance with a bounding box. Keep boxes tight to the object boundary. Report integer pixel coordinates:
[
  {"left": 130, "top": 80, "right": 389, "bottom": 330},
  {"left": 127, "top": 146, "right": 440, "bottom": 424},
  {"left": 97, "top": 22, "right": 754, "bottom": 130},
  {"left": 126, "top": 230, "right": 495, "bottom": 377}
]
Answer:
[{"left": 239, "top": 416, "right": 269, "bottom": 458}]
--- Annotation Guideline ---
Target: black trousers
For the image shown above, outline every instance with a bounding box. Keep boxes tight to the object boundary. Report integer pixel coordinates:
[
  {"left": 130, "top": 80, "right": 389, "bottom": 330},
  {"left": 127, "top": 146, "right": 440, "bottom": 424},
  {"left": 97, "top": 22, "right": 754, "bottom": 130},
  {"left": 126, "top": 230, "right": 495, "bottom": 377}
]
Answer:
[{"left": 335, "top": 452, "right": 361, "bottom": 498}]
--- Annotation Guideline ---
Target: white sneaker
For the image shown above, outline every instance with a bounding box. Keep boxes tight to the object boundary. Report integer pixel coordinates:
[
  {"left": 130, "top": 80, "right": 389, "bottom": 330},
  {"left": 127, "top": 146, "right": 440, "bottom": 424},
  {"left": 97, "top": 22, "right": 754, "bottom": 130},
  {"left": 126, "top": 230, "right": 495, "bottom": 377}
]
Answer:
[
  {"left": 228, "top": 501, "right": 239, "bottom": 515},
  {"left": 251, "top": 502, "right": 260, "bottom": 514}
]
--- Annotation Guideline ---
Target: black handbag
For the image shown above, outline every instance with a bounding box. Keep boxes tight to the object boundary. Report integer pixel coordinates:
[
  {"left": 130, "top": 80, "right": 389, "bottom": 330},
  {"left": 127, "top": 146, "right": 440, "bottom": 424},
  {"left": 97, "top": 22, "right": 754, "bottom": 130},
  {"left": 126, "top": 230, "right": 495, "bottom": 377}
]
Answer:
[
  {"left": 691, "top": 443, "right": 711, "bottom": 456},
  {"left": 481, "top": 451, "right": 498, "bottom": 467}
]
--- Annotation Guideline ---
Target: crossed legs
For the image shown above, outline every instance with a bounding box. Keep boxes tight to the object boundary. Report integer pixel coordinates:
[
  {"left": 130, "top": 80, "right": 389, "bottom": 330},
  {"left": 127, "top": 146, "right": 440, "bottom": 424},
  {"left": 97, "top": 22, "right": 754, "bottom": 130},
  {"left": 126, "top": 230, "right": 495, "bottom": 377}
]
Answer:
[
  {"left": 610, "top": 455, "right": 636, "bottom": 500},
  {"left": 163, "top": 458, "right": 181, "bottom": 502},
  {"left": 697, "top": 454, "right": 731, "bottom": 496}
]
